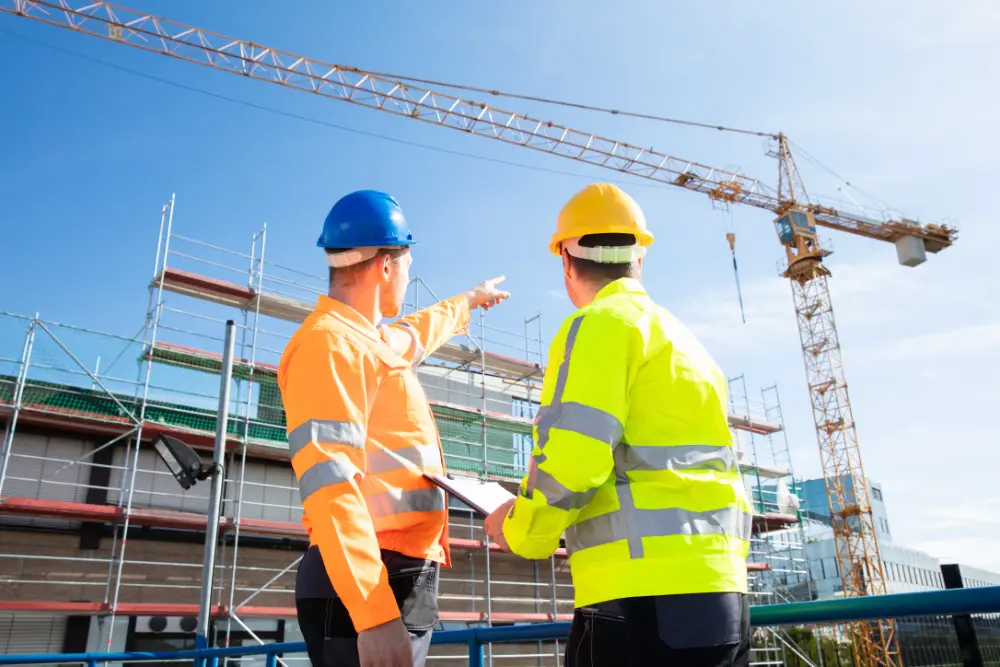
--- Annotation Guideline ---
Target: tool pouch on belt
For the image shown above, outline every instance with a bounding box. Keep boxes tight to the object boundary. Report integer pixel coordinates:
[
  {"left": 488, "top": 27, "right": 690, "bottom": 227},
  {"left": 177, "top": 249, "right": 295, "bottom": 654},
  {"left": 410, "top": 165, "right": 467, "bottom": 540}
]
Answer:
[
  {"left": 301, "top": 547, "right": 440, "bottom": 637},
  {"left": 383, "top": 549, "right": 440, "bottom": 633}
]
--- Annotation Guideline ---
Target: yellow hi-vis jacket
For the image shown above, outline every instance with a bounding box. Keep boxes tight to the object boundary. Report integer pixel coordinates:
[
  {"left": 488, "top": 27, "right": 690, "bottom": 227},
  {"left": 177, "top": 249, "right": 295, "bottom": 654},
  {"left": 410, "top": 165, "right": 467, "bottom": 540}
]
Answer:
[{"left": 502, "top": 278, "right": 752, "bottom": 608}]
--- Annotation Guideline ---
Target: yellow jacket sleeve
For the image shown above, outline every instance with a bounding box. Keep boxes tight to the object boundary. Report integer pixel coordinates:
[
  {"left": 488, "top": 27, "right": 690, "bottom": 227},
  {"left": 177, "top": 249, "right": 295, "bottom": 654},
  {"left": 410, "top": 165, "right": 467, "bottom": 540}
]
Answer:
[
  {"left": 381, "top": 295, "right": 471, "bottom": 364},
  {"left": 278, "top": 331, "right": 399, "bottom": 632},
  {"left": 502, "top": 311, "right": 640, "bottom": 559}
]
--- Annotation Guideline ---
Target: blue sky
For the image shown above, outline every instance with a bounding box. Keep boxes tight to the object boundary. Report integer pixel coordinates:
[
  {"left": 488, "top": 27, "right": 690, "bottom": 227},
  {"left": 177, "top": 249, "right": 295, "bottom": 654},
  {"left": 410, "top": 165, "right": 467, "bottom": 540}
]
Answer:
[{"left": 2, "top": 1, "right": 998, "bottom": 571}]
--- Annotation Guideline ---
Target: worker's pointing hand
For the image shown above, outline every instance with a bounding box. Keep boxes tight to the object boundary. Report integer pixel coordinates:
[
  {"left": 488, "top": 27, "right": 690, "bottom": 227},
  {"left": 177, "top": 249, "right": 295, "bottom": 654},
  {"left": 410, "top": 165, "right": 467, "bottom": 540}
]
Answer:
[{"left": 466, "top": 276, "right": 510, "bottom": 311}]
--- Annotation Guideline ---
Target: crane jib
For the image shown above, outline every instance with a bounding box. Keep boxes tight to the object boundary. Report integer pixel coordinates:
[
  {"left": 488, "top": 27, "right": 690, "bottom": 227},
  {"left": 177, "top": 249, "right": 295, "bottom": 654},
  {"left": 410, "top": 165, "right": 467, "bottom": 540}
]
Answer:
[{"left": 1, "top": 0, "right": 956, "bottom": 252}]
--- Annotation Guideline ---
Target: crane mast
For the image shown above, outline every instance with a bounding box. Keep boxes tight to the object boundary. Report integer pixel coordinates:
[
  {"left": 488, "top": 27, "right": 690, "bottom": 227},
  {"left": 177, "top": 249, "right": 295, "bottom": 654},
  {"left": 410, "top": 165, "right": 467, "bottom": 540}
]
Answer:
[
  {"left": 775, "top": 139, "right": 899, "bottom": 666},
  {"left": 3, "top": 3, "right": 959, "bottom": 665}
]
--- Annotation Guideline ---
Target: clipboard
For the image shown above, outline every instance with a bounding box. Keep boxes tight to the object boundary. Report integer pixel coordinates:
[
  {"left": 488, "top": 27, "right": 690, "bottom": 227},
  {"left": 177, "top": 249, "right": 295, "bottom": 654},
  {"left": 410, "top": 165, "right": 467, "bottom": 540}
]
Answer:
[{"left": 426, "top": 473, "right": 515, "bottom": 517}]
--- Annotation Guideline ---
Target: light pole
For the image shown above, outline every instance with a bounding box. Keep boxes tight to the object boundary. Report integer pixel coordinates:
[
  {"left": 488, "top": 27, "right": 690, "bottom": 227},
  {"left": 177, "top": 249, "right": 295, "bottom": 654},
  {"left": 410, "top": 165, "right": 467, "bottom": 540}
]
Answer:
[{"left": 197, "top": 320, "right": 236, "bottom": 656}]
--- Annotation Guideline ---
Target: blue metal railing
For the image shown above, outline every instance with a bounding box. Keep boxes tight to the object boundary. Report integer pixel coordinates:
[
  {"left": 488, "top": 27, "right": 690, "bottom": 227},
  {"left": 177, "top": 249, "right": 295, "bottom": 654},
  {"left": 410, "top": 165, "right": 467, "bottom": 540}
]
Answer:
[{"left": 1, "top": 586, "right": 998, "bottom": 666}]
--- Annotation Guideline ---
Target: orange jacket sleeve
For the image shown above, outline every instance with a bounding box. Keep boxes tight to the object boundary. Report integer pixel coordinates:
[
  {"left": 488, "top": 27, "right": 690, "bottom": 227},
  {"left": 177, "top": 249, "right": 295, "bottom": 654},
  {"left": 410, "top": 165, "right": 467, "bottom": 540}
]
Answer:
[
  {"left": 382, "top": 295, "right": 471, "bottom": 364},
  {"left": 278, "top": 330, "right": 399, "bottom": 632}
]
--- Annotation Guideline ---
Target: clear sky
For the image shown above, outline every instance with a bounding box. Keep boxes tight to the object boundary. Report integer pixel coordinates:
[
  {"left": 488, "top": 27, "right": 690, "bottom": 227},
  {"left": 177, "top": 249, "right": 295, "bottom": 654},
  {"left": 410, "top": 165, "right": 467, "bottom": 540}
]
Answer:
[{"left": 2, "top": 1, "right": 998, "bottom": 572}]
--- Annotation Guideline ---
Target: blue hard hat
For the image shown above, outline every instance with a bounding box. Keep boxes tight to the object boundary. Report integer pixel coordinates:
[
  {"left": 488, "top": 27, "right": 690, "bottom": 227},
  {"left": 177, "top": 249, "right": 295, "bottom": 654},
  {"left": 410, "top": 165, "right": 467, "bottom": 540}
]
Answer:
[{"left": 316, "top": 190, "right": 417, "bottom": 249}]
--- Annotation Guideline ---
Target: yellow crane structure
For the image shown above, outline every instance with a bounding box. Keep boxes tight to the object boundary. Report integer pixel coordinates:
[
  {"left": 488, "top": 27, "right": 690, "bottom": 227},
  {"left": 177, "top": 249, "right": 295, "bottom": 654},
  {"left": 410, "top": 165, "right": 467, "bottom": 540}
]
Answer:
[{"left": 1, "top": 2, "right": 960, "bottom": 665}]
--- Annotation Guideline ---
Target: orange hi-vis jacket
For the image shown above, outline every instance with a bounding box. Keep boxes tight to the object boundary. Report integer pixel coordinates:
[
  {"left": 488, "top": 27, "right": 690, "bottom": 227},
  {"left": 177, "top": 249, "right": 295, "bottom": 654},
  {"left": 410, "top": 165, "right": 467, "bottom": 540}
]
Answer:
[{"left": 278, "top": 293, "right": 471, "bottom": 632}]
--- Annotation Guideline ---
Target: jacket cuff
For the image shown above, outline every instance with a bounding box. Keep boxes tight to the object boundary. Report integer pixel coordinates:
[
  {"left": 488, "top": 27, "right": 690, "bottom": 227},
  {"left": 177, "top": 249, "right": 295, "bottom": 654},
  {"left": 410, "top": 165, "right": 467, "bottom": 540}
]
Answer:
[
  {"left": 449, "top": 294, "right": 472, "bottom": 335},
  {"left": 348, "top": 579, "right": 402, "bottom": 633},
  {"left": 502, "top": 505, "right": 557, "bottom": 560}
]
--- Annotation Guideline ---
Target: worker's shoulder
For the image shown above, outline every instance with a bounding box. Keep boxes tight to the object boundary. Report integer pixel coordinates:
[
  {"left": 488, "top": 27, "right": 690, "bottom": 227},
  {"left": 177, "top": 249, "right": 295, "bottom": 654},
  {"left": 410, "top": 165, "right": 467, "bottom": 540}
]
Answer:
[
  {"left": 284, "top": 315, "right": 372, "bottom": 362},
  {"left": 575, "top": 291, "right": 661, "bottom": 330}
]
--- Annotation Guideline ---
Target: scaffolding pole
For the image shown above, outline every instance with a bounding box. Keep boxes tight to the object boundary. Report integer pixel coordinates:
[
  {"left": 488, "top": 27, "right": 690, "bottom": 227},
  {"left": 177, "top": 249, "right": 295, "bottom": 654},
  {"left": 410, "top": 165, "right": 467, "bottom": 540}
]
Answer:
[{"left": 0, "top": 316, "right": 36, "bottom": 496}]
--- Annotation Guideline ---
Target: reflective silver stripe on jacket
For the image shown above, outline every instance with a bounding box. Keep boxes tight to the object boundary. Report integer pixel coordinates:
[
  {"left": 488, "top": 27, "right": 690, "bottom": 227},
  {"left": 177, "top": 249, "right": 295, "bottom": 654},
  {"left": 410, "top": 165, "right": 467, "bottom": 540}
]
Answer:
[
  {"left": 529, "top": 443, "right": 736, "bottom": 511},
  {"left": 535, "top": 402, "right": 624, "bottom": 446},
  {"left": 288, "top": 419, "right": 366, "bottom": 459},
  {"left": 367, "top": 486, "right": 446, "bottom": 518},
  {"left": 565, "top": 495, "right": 753, "bottom": 558},
  {"left": 526, "top": 316, "right": 588, "bottom": 498},
  {"left": 396, "top": 321, "right": 426, "bottom": 366},
  {"left": 366, "top": 444, "right": 442, "bottom": 475},
  {"left": 298, "top": 458, "right": 361, "bottom": 504},
  {"left": 614, "top": 443, "right": 737, "bottom": 475},
  {"left": 531, "top": 467, "right": 601, "bottom": 511}
]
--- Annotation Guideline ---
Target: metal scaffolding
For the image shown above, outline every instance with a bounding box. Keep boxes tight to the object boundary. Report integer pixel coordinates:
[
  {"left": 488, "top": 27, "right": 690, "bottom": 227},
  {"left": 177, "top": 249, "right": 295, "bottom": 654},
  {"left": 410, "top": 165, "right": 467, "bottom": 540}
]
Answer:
[{"left": 0, "top": 194, "right": 812, "bottom": 666}]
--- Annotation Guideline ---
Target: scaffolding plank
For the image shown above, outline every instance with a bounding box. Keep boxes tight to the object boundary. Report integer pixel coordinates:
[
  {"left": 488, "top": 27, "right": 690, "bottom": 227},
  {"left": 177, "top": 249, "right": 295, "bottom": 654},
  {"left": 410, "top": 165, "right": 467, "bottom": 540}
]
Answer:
[
  {"left": 154, "top": 268, "right": 543, "bottom": 381},
  {"left": 728, "top": 413, "right": 782, "bottom": 435},
  {"left": 752, "top": 512, "right": 799, "bottom": 533}
]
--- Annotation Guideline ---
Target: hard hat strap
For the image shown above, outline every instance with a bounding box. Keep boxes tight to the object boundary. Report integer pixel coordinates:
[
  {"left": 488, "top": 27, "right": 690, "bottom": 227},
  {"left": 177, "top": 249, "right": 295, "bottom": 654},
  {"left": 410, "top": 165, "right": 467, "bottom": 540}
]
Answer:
[
  {"left": 326, "top": 246, "right": 403, "bottom": 268},
  {"left": 562, "top": 237, "right": 646, "bottom": 264}
]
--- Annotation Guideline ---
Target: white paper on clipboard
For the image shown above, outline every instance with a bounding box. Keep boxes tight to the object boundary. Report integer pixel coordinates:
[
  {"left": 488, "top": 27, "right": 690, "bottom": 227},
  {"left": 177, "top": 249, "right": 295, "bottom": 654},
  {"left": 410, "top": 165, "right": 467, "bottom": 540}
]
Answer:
[{"left": 426, "top": 473, "right": 515, "bottom": 517}]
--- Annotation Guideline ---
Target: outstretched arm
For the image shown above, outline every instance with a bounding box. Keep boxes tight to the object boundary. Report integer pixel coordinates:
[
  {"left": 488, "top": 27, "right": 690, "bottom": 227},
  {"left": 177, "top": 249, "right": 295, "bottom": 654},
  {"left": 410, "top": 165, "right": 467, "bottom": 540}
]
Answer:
[{"left": 382, "top": 276, "right": 510, "bottom": 364}]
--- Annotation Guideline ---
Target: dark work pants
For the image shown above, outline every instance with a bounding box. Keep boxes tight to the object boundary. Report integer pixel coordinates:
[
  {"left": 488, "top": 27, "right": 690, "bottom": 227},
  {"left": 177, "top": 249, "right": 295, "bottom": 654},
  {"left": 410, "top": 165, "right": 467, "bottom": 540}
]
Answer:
[
  {"left": 565, "top": 593, "right": 751, "bottom": 667},
  {"left": 295, "top": 547, "right": 440, "bottom": 667}
]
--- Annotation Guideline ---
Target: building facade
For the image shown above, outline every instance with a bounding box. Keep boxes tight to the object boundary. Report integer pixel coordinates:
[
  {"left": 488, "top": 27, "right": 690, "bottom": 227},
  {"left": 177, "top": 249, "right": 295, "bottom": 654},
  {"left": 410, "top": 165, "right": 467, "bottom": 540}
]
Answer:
[{"left": 799, "top": 477, "right": 1000, "bottom": 666}]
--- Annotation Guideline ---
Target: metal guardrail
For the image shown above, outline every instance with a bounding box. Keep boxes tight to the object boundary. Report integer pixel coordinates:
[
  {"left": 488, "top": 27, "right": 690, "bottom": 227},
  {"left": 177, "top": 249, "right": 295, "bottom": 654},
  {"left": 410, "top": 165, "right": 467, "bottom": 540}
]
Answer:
[{"left": 1, "top": 586, "right": 998, "bottom": 666}]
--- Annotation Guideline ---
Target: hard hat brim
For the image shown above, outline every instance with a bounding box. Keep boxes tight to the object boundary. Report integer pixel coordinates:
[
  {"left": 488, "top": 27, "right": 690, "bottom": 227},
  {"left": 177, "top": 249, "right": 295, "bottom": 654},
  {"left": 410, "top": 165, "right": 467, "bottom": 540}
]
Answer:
[
  {"left": 317, "top": 239, "right": 418, "bottom": 249},
  {"left": 548, "top": 229, "right": 654, "bottom": 256}
]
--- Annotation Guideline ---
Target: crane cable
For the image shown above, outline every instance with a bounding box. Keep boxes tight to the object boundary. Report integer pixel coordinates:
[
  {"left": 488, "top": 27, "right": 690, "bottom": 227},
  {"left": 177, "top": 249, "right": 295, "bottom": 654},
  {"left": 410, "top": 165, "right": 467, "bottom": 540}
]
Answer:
[{"left": 723, "top": 209, "right": 746, "bottom": 324}]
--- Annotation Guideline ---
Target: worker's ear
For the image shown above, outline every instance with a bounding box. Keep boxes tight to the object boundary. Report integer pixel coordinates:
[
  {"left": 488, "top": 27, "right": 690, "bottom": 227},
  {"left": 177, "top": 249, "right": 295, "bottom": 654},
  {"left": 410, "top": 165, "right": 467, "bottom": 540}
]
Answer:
[
  {"left": 377, "top": 251, "right": 394, "bottom": 282},
  {"left": 561, "top": 249, "right": 573, "bottom": 279}
]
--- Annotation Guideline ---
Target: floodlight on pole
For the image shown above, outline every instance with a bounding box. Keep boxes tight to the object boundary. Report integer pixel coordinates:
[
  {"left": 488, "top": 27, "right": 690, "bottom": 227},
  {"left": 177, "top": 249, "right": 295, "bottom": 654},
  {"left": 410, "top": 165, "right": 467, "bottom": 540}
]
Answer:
[{"left": 152, "top": 433, "right": 211, "bottom": 490}]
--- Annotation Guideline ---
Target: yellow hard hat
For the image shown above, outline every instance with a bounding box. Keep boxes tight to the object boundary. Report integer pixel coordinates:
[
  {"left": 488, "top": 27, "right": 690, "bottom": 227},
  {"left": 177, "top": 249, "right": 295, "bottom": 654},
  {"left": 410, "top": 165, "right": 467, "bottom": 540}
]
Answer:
[{"left": 549, "top": 183, "right": 654, "bottom": 256}]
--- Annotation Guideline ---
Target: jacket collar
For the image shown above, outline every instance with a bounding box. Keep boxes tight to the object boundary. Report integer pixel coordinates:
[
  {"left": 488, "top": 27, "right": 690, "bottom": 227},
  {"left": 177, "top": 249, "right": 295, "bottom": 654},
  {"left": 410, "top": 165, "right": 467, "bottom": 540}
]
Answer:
[
  {"left": 314, "top": 294, "right": 381, "bottom": 343},
  {"left": 594, "top": 278, "right": 647, "bottom": 302}
]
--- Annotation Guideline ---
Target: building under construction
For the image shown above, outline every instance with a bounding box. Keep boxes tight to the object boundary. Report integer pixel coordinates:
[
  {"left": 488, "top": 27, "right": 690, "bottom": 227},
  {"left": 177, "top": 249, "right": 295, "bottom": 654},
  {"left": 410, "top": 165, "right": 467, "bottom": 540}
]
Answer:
[{"left": 0, "top": 197, "right": 811, "bottom": 664}]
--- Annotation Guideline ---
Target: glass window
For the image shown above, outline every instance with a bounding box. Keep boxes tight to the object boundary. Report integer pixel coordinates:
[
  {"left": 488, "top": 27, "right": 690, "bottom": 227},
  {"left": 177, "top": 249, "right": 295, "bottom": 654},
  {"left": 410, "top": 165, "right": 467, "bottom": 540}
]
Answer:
[
  {"left": 513, "top": 434, "right": 532, "bottom": 469},
  {"left": 872, "top": 487, "right": 882, "bottom": 501},
  {"left": 512, "top": 397, "right": 540, "bottom": 420}
]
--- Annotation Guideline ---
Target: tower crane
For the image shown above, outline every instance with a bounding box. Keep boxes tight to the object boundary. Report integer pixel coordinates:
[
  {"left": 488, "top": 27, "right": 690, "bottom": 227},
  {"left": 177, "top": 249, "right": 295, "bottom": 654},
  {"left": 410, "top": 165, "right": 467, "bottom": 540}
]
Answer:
[{"left": 2, "top": 2, "right": 960, "bottom": 665}]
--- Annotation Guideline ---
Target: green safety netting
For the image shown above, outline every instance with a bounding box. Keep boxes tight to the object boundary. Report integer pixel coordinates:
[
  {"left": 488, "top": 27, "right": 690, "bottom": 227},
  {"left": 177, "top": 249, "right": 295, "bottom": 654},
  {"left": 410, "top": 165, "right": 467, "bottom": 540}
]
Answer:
[{"left": 0, "top": 371, "right": 533, "bottom": 480}]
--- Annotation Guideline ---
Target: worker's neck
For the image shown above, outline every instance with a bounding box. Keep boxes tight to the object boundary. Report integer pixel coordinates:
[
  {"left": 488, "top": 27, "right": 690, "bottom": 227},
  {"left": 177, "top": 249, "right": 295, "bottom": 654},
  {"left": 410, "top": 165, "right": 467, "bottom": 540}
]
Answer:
[
  {"left": 572, "top": 276, "right": 638, "bottom": 308},
  {"left": 328, "top": 284, "right": 383, "bottom": 327}
]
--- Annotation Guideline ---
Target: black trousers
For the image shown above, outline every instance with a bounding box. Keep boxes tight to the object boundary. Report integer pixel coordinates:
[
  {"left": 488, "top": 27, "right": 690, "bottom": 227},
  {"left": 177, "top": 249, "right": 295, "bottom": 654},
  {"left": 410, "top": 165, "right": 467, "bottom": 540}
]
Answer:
[
  {"left": 565, "top": 593, "right": 751, "bottom": 667},
  {"left": 295, "top": 548, "right": 440, "bottom": 667}
]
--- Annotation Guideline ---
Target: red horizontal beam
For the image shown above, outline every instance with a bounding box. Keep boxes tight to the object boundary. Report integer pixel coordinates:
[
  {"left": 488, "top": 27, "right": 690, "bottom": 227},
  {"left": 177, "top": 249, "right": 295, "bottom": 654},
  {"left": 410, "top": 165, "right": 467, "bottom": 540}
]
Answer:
[
  {"left": 0, "top": 497, "right": 228, "bottom": 531},
  {"left": 0, "top": 498, "right": 557, "bottom": 557},
  {"left": 1, "top": 498, "right": 787, "bottom": 562},
  {"left": 161, "top": 268, "right": 254, "bottom": 303},
  {"left": 0, "top": 600, "right": 104, "bottom": 614}
]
